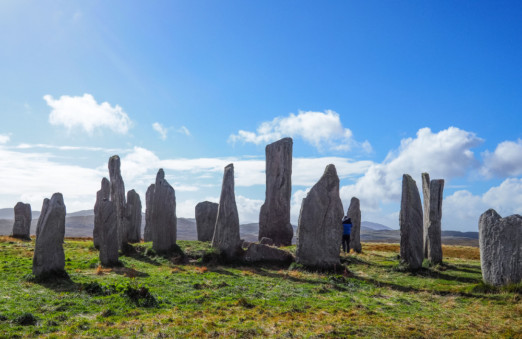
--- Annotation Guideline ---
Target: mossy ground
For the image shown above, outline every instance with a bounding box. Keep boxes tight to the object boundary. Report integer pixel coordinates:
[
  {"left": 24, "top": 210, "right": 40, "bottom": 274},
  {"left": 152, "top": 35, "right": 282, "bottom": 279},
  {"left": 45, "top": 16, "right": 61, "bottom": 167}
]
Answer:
[{"left": 0, "top": 236, "right": 520, "bottom": 338}]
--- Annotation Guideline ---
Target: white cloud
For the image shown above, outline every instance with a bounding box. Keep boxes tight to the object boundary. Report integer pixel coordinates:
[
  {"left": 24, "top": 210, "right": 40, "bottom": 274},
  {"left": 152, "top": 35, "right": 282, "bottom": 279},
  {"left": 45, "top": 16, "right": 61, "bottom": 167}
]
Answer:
[
  {"left": 44, "top": 93, "right": 132, "bottom": 134},
  {"left": 481, "top": 139, "right": 522, "bottom": 177},
  {"left": 178, "top": 126, "right": 191, "bottom": 136},
  {"left": 229, "top": 110, "right": 371, "bottom": 152},
  {"left": 0, "top": 134, "right": 10, "bottom": 144},
  {"left": 152, "top": 122, "right": 168, "bottom": 140},
  {"left": 235, "top": 195, "right": 264, "bottom": 224}
]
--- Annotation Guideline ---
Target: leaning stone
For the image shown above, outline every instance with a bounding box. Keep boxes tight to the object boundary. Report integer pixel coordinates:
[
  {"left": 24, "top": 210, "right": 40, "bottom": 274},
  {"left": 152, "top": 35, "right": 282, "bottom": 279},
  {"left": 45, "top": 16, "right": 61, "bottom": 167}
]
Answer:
[
  {"left": 296, "top": 164, "right": 344, "bottom": 269},
  {"left": 399, "top": 174, "right": 424, "bottom": 270},
  {"left": 479, "top": 209, "right": 522, "bottom": 286},
  {"left": 93, "top": 178, "right": 110, "bottom": 249},
  {"left": 244, "top": 243, "right": 294, "bottom": 265},
  {"left": 126, "top": 189, "right": 142, "bottom": 243},
  {"left": 195, "top": 201, "right": 218, "bottom": 241},
  {"left": 259, "top": 137, "right": 294, "bottom": 246},
  {"left": 11, "top": 202, "right": 32, "bottom": 240},
  {"left": 427, "top": 179, "right": 444, "bottom": 264},
  {"left": 259, "top": 237, "right": 274, "bottom": 246},
  {"left": 143, "top": 184, "right": 155, "bottom": 242},
  {"left": 212, "top": 164, "right": 242, "bottom": 258},
  {"left": 347, "top": 197, "right": 362, "bottom": 253},
  {"left": 108, "top": 155, "right": 128, "bottom": 251},
  {"left": 32, "top": 193, "right": 67, "bottom": 278},
  {"left": 151, "top": 169, "right": 177, "bottom": 253},
  {"left": 422, "top": 172, "right": 430, "bottom": 258},
  {"left": 99, "top": 199, "right": 119, "bottom": 267}
]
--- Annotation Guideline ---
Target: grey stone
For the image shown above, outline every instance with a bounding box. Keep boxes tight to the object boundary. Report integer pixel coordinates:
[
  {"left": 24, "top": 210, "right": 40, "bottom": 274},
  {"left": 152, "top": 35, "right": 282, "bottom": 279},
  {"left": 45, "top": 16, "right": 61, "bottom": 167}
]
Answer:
[
  {"left": 108, "top": 155, "right": 127, "bottom": 251},
  {"left": 151, "top": 169, "right": 177, "bottom": 253},
  {"left": 427, "top": 179, "right": 444, "bottom": 264},
  {"left": 259, "top": 137, "right": 294, "bottom": 246},
  {"left": 32, "top": 193, "right": 66, "bottom": 277},
  {"left": 126, "top": 189, "right": 142, "bottom": 243},
  {"left": 93, "top": 178, "right": 110, "bottom": 249},
  {"left": 195, "top": 201, "right": 218, "bottom": 241},
  {"left": 244, "top": 243, "right": 294, "bottom": 264},
  {"left": 347, "top": 197, "right": 362, "bottom": 253},
  {"left": 11, "top": 202, "right": 31, "bottom": 240},
  {"left": 479, "top": 209, "right": 522, "bottom": 286},
  {"left": 212, "top": 164, "right": 242, "bottom": 258},
  {"left": 296, "top": 164, "right": 344, "bottom": 269},
  {"left": 99, "top": 199, "right": 119, "bottom": 267},
  {"left": 143, "top": 184, "right": 155, "bottom": 242},
  {"left": 259, "top": 237, "right": 274, "bottom": 246},
  {"left": 422, "top": 172, "right": 430, "bottom": 258},
  {"left": 399, "top": 174, "right": 424, "bottom": 270}
]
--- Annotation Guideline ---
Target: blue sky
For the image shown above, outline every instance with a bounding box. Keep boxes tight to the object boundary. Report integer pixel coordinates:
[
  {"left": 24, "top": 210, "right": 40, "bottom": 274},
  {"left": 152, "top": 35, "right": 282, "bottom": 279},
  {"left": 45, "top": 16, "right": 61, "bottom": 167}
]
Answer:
[{"left": 0, "top": 1, "right": 521, "bottom": 231}]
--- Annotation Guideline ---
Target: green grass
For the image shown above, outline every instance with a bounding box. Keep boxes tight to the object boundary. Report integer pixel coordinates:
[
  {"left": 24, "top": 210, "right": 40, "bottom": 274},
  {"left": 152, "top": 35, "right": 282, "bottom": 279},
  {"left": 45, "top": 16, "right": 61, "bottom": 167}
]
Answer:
[{"left": 0, "top": 237, "right": 520, "bottom": 338}]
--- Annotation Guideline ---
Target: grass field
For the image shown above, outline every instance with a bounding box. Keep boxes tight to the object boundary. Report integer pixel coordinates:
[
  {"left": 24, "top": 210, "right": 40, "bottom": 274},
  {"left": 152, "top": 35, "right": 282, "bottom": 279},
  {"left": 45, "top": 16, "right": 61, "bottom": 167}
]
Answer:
[{"left": 0, "top": 236, "right": 520, "bottom": 338}]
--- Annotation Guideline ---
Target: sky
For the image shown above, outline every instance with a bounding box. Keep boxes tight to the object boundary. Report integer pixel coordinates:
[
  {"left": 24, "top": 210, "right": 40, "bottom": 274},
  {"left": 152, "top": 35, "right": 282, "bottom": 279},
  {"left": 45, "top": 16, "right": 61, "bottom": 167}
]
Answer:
[{"left": 0, "top": 1, "right": 521, "bottom": 231}]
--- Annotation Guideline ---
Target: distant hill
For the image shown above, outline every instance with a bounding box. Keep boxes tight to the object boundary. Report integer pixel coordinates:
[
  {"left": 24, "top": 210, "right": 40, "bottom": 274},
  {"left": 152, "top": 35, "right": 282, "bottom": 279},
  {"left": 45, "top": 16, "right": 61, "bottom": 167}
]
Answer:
[{"left": 361, "top": 221, "right": 392, "bottom": 231}]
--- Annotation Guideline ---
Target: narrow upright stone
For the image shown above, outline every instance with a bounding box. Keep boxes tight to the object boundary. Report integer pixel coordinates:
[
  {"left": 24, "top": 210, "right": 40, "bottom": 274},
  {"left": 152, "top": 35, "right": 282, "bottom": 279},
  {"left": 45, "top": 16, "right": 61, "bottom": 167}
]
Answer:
[
  {"left": 126, "top": 189, "right": 142, "bottom": 243},
  {"left": 93, "top": 178, "right": 110, "bottom": 249},
  {"left": 32, "top": 193, "right": 66, "bottom": 278},
  {"left": 421, "top": 172, "right": 430, "bottom": 258},
  {"left": 296, "top": 164, "right": 344, "bottom": 269},
  {"left": 151, "top": 169, "right": 177, "bottom": 253},
  {"left": 109, "top": 155, "right": 127, "bottom": 251},
  {"left": 399, "top": 174, "right": 423, "bottom": 270},
  {"left": 212, "top": 164, "right": 241, "bottom": 258},
  {"left": 427, "top": 179, "right": 444, "bottom": 264},
  {"left": 347, "top": 197, "right": 362, "bottom": 253},
  {"left": 259, "top": 138, "right": 294, "bottom": 246},
  {"left": 479, "top": 209, "right": 522, "bottom": 286},
  {"left": 99, "top": 199, "right": 119, "bottom": 267},
  {"left": 11, "top": 202, "right": 32, "bottom": 240},
  {"left": 195, "top": 201, "right": 218, "bottom": 241},
  {"left": 143, "top": 184, "right": 155, "bottom": 242}
]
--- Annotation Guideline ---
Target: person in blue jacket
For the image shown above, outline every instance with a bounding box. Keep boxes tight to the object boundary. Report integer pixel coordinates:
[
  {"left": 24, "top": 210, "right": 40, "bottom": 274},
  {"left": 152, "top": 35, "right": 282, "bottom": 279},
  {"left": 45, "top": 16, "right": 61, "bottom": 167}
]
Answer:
[{"left": 341, "top": 216, "right": 352, "bottom": 253}]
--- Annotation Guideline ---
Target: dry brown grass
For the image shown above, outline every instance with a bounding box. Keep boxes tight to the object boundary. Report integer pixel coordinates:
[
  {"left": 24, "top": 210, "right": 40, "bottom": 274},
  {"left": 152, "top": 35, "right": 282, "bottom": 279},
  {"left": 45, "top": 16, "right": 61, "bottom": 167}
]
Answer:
[{"left": 362, "top": 242, "right": 480, "bottom": 260}]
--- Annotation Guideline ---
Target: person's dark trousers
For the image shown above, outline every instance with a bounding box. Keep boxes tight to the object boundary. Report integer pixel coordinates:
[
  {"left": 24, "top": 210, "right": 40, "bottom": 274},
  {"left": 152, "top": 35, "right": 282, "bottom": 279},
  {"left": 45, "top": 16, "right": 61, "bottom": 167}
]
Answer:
[{"left": 342, "top": 234, "right": 351, "bottom": 253}]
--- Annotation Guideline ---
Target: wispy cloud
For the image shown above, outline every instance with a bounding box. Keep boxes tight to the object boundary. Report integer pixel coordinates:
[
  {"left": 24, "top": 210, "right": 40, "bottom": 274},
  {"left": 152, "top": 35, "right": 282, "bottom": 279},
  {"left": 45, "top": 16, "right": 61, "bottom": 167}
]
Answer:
[
  {"left": 0, "top": 134, "right": 10, "bottom": 144},
  {"left": 14, "top": 143, "right": 128, "bottom": 153},
  {"left": 177, "top": 126, "right": 191, "bottom": 136},
  {"left": 152, "top": 122, "right": 168, "bottom": 140}
]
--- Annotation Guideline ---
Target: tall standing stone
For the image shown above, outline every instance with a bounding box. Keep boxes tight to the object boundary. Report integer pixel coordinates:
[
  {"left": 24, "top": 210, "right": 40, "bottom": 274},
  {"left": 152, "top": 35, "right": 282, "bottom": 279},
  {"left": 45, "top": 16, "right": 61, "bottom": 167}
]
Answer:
[
  {"left": 144, "top": 184, "right": 155, "bottom": 242},
  {"left": 212, "top": 164, "right": 241, "bottom": 258},
  {"left": 347, "top": 197, "right": 362, "bottom": 253},
  {"left": 151, "top": 169, "right": 177, "bottom": 253},
  {"left": 32, "top": 193, "right": 66, "bottom": 278},
  {"left": 399, "top": 174, "right": 423, "bottom": 270},
  {"left": 11, "top": 202, "right": 32, "bottom": 240},
  {"left": 195, "top": 201, "right": 218, "bottom": 241},
  {"left": 427, "top": 179, "right": 444, "bottom": 264},
  {"left": 126, "top": 189, "right": 142, "bottom": 243},
  {"left": 421, "top": 172, "right": 430, "bottom": 258},
  {"left": 108, "top": 155, "right": 127, "bottom": 251},
  {"left": 99, "top": 199, "right": 119, "bottom": 267},
  {"left": 93, "top": 178, "right": 110, "bottom": 249},
  {"left": 479, "top": 209, "right": 522, "bottom": 286},
  {"left": 296, "top": 164, "right": 344, "bottom": 269},
  {"left": 259, "top": 138, "right": 294, "bottom": 246}
]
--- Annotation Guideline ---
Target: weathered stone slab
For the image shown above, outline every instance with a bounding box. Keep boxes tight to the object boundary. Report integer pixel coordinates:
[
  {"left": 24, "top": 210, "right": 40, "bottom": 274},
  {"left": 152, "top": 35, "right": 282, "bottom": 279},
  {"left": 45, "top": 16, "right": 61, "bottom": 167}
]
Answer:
[
  {"left": 32, "top": 193, "right": 66, "bottom": 278},
  {"left": 399, "top": 174, "right": 423, "bottom": 270},
  {"left": 151, "top": 169, "right": 177, "bottom": 253},
  {"left": 11, "top": 202, "right": 32, "bottom": 240},
  {"left": 296, "top": 164, "right": 343, "bottom": 269},
  {"left": 99, "top": 199, "right": 119, "bottom": 267},
  {"left": 143, "top": 184, "right": 155, "bottom": 242},
  {"left": 126, "top": 189, "right": 142, "bottom": 243},
  {"left": 422, "top": 172, "right": 430, "bottom": 258},
  {"left": 212, "top": 164, "right": 242, "bottom": 258},
  {"left": 347, "top": 197, "right": 362, "bottom": 253},
  {"left": 259, "top": 137, "right": 294, "bottom": 246},
  {"left": 427, "top": 179, "right": 444, "bottom": 264},
  {"left": 259, "top": 237, "right": 274, "bottom": 246},
  {"left": 195, "top": 201, "right": 218, "bottom": 241},
  {"left": 93, "top": 178, "right": 110, "bottom": 249},
  {"left": 244, "top": 243, "right": 294, "bottom": 264},
  {"left": 108, "top": 155, "right": 127, "bottom": 251},
  {"left": 479, "top": 209, "right": 522, "bottom": 286}
]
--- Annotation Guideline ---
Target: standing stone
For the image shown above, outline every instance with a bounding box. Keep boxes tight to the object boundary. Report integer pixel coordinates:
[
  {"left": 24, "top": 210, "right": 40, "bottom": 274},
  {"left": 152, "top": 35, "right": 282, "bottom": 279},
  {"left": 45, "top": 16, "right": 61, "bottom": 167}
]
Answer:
[
  {"left": 99, "top": 199, "right": 119, "bottom": 267},
  {"left": 422, "top": 172, "right": 430, "bottom": 258},
  {"left": 108, "top": 155, "right": 127, "bottom": 251},
  {"left": 479, "top": 209, "right": 522, "bottom": 286},
  {"left": 11, "top": 202, "right": 32, "bottom": 240},
  {"left": 296, "top": 164, "right": 344, "bottom": 269},
  {"left": 93, "top": 178, "right": 110, "bottom": 249},
  {"left": 259, "top": 138, "right": 294, "bottom": 246},
  {"left": 399, "top": 174, "right": 424, "bottom": 270},
  {"left": 427, "top": 179, "right": 444, "bottom": 264},
  {"left": 347, "top": 197, "right": 362, "bottom": 253},
  {"left": 151, "top": 169, "right": 177, "bottom": 253},
  {"left": 212, "top": 164, "right": 242, "bottom": 258},
  {"left": 195, "top": 201, "right": 218, "bottom": 241},
  {"left": 143, "top": 184, "right": 155, "bottom": 242},
  {"left": 32, "top": 193, "right": 66, "bottom": 278},
  {"left": 126, "top": 189, "right": 142, "bottom": 243}
]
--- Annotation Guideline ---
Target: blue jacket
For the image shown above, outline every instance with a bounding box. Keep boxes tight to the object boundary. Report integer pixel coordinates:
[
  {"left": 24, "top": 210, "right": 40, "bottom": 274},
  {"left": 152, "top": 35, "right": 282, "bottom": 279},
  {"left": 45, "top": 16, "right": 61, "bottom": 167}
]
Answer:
[{"left": 343, "top": 222, "right": 352, "bottom": 235}]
